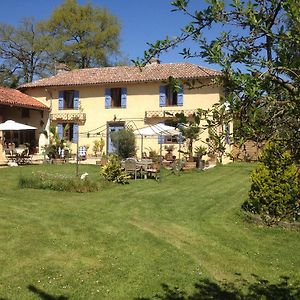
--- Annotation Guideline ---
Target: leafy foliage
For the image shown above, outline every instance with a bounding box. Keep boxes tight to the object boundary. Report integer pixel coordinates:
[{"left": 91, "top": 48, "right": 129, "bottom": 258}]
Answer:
[
  {"left": 92, "top": 138, "right": 105, "bottom": 156},
  {"left": 0, "top": 0, "right": 122, "bottom": 86},
  {"left": 168, "top": 101, "right": 231, "bottom": 162},
  {"left": 0, "top": 18, "right": 50, "bottom": 86},
  {"left": 39, "top": 0, "right": 121, "bottom": 69},
  {"left": 135, "top": 0, "right": 300, "bottom": 161},
  {"left": 43, "top": 126, "right": 71, "bottom": 159},
  {"left": 134, "top": 0, "right": 300, "bottom": 224},
  {"left": 100, "top": 155, "right": 130, "bottom": 184},
  {"left": 19, "top": 171, "right": 100, "bottom": 193},
  {"left": 111, "top": 129, "right": 136, "bottom": 159},
  {"left": 243, "top": 140, "right": 300, "bottom": 224}
]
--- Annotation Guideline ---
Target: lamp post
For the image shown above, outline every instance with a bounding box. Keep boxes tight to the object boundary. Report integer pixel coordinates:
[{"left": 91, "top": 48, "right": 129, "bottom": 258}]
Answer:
[
  {"left": 76, "top": 134, "right": 79, "bottom": 177},
  {"left": 76, "top": 122, "right": 79, "bottom": 177}
]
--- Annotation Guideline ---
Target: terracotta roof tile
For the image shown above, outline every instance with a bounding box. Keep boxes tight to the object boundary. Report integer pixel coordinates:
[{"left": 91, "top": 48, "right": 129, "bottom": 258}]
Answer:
[
  {"left": 18, "top": 63, "right": 222, "bottom": 89},
  {"left": 0, "top": 87, "right": 48, "bottom": 110}
]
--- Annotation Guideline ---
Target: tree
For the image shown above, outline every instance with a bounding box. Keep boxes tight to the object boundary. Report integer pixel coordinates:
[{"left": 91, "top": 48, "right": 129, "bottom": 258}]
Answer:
[
  {"left": 135, "top": 0, "right": 300, "bottom": 161},
  {"left": 40, "top": 0, "right": 121, "bottom": 69},
  {"left": 0, "top": 18, "right": 50, "bottom": 86},
  {"left": 111, "top": 129, "right": 136, "bottom": 159},
  {"left": 173, "top": 111, "right": 202, "bottom": 162},
  {"left": 242, "top": 139, "right": 299, "bottom": 224},
  {"left": 170, "top": 104, "right": 230, "bottom": 163}
]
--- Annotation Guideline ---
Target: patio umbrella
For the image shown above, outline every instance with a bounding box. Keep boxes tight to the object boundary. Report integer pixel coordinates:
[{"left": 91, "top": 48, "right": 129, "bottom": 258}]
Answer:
[
  {"left": 133, "top": 123, "right": 180, "bottom": 158},
  {"left": 133, "top": 123, "right": 179, "bottom": 137},
  {"left": 0, "top": 120, "right": 36, "bottom": 131},
  {"left": 0, "top": 120, "right": 37, "bottom": 146}
]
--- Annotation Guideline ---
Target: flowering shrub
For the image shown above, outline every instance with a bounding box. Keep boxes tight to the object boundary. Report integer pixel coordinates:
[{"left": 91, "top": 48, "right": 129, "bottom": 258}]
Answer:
[
  {"left": 100, "top": 155, "right": 130, "bottom": 184},
  {"left": 19, "top": 171, "right": 99, "bottom": 193}
]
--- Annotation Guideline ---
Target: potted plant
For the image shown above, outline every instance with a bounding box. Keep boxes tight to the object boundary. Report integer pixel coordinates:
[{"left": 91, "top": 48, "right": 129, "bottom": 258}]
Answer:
[
  {"left": 148, "top": 148, "right": 160, "bottom": 163},
  {"left": 164, "top": 145, "right": 175, "bottom": 161},
  {"left": 43, "top": 126, "right": 70, "bottom": 164},
  {"left": 194, "top": 145, "right": 207, "bottom": 169},
  {"left": 92, "top": 138, "right": 105, "bottom": 157},
  {"left": 174, "top": 110, "right": 205, "bottom": 170}
]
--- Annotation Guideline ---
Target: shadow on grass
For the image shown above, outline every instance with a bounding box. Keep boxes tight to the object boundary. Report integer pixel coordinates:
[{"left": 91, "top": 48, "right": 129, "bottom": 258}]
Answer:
[
  {"left": 136, "top": 275, "right": 300, "bottom": 300},
  {"left": 27, "top": 285, "right": 68, "bottom": 300}
]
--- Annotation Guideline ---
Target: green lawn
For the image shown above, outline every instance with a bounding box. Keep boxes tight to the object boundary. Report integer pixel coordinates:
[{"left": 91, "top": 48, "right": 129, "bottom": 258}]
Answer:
[{"left": 0, "top": 163, "right": 299, "bottom": 299}]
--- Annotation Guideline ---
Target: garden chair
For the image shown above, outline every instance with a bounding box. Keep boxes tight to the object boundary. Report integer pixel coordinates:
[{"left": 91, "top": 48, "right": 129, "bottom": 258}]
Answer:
[
  {"left": 124, "top": 158, "right": 138, "bottom": 180},
  {"left": 8, "top": 143, "right": 15, "bottom": 156},
  {"left": 21, "top": 148, "right": 32, "bottom": 164},
  {"left": 138, "top": 159, "right": 153, "bottom": 179},
  {"left": 147, "top": 162, "right": 161, "bottom": 180},
  {"left": 78, "top": 146, "right": 87, "bottom": 160}
]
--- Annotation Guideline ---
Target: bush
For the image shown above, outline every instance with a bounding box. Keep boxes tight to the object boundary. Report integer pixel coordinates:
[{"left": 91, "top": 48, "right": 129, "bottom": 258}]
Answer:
[
  {"left": 100, "top": 155, "right": 130, "bottom": 184},
  {"left": 19, "top": 171, "right": 100, "bottom": 193},
  {"left": 242, "top": 140, "right": 300, "bottom": 224},
  {"left": 111, "top": 129, "right": 136, "bottom": 159}
]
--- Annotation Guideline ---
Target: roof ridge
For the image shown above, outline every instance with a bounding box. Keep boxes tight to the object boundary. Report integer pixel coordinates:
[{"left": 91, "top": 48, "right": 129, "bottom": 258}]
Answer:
[{"left": 18, "top": 62, "right": 222, "bottom": 89}]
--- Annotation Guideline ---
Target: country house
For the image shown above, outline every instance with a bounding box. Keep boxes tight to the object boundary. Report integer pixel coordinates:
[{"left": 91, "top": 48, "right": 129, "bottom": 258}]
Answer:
[{"left": 19, "top": 60, "right": 228, "bottom": 160}]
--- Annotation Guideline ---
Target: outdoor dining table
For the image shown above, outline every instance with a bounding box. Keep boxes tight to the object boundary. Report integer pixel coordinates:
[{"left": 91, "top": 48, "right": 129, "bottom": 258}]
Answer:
[
  {"left": 121, "top": 159, "right": 156, "bottom": 179},
  {"left": 136, "top": 159, "right": 153, "bottom": 170},
  {"left": 15, "top": 147, "right": 27, "bottom": 155},
  {"left": 5, "top": 147, "right": 31, "bottom": 164},
  {"left": 136, "top": 159, "right": 160, "bottom": 179}
]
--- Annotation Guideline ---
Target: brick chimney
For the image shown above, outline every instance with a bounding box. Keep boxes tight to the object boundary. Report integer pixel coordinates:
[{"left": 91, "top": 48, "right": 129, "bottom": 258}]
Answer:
[
  {"left": 148, "top": 57, "right": 161, "bottom": 65},
  {"left": 55, "top": 63, "right": 71, "bottom": 74}
]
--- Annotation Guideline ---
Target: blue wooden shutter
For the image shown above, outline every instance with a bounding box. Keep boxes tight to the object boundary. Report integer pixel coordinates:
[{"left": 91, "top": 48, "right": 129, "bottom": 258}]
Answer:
[
  {"left": 57, "top": 123, "right": 63, "bottom": 139},
  {"left": 158, "top": 135, "right": 164, "bottom": 144},
  {"left": 177, "top": 85, "right": 183, "bottom": 106},
  {"left": 105, "top": 88, "right": 111, "bottom": 109},
  {"left": 121, "top": 88, "right": 127, "bottom": 108},
  {"left": 159, "top": 85, "right": 166, "bottom": 107},
  {"left": 73, "top": 90, "right": 79, "bottom": 110},
  {"left": 73, "top": 124, "right": 79, "bottom": 143},
  {"left": 58, "top": 91, "right": 64, "bottom": 110}
]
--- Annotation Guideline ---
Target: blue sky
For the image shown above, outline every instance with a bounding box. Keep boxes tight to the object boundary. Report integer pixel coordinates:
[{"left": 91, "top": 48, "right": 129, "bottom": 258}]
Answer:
[{"left": 0, "top": 0, "right": 221, "bottom": 69}]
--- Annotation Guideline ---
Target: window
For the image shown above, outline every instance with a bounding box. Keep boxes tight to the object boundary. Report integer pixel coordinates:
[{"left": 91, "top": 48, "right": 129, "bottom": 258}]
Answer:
[
  {"left": 111, "top": 88, "right": 122, "bottom": 108},
  {"left": 57, "top": 123, "right": 78, "bottom": 142},
  {"left": 21, "top": 108, "right": 30, "bottom": 118},
  {"left": 63, "top": 123, "right": 74, "bottom": 141},
  {"left": 158, "top": 135, "right": 180, "bottom": 145},
  {"left": 164, "top": 135, "right": 178, "bottom": 144},
  {"left": 58, "top": 90, "right": 79, "bottom": 110},
  {"left": 159, "top": 85, "right": 183, "bottom": 107},
  {"left": 105, "top": 88, "right": 127, "bottom": 109},
  {"left": 165, "top": 86, "right": 178, "bottom": 106},
  {"left": 64, "top": 90, "right": 74, "bottom": 109}
]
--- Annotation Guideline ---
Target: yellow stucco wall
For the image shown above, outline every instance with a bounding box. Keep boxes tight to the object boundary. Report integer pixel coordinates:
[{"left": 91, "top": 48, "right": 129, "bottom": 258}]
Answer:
[{"left": 24, "top": 80, "right": 231, "bottom": 162}]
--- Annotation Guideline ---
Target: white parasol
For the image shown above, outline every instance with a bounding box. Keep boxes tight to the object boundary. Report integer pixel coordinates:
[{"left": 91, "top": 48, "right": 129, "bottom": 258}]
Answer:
[
  {"left": 134, "top": 123, "right": 180, "bottom": 158},
  {"left": 133, "top": 123, "right": 179, "bottom": 136},
  {"left": 0, "top": 120, "right": 36, "bottom": 131}
]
